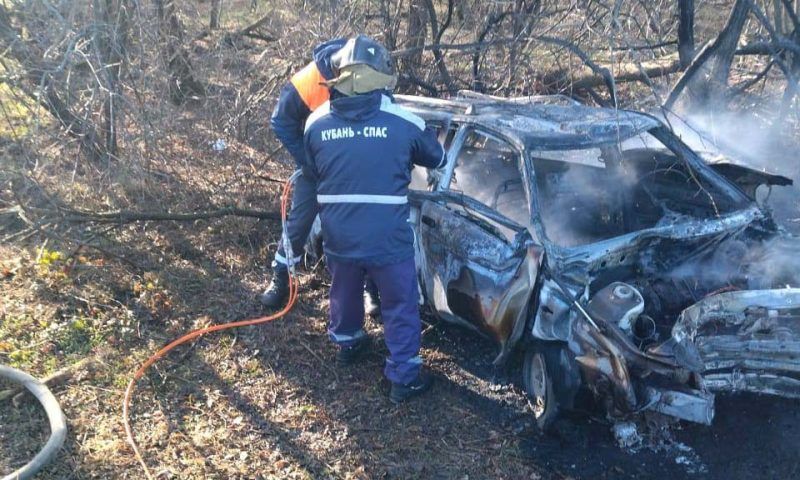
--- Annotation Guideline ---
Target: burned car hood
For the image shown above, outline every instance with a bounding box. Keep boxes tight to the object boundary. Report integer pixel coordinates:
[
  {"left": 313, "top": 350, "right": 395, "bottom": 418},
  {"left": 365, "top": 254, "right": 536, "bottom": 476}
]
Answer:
[
  {"left": 543, "top": 204, "right": 765, "bottom": 275},
  {"left": 700, "top": 152, "right": 793, "bottom": 197}
]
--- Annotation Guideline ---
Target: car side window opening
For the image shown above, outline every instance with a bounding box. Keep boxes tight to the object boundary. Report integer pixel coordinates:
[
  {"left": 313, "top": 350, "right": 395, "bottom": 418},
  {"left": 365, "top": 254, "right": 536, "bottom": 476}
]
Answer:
[
  {"left": 533, "top": 127, "right": 748, "bottom": 248},
  {"left": 410, "top": 121, "right": 458, "bottom": 191},
  {"left": 448, "top": 129, "right": 531, "bottom": 231}
]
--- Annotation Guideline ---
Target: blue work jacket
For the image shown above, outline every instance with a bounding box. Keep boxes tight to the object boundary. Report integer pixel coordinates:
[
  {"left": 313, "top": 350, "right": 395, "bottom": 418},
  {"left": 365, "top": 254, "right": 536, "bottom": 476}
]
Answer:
[{"left": 303, "top": 91, "right": 446, "bottom": 265}]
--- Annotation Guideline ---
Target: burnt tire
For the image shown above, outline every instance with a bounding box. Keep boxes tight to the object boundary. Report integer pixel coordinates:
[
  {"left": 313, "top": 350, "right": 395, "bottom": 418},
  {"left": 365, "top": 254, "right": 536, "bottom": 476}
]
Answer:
[{"left": 522, "top": 343, "right": 561, "bottom": 431}]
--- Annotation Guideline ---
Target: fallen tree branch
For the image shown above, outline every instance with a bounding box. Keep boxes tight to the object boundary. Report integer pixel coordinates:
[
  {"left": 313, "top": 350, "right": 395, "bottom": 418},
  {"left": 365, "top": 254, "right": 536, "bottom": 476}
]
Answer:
[
  {"left": 60, "top": 206, "right": 281, "bottom": 223},
  {"left": 236, "top": 12, "right": 277, "bottom": 41},
  {"left": 736, "top": 40, "right": 800, "bottom": 56},
  {"left": 543, "top": 52, "right": 682, "bottom": 91},
  {"left": 535, "top": 34, "right": 617, "bottom": 105},
  {"left": 392, "top": 34, "right": 679, "bottom": 102}
]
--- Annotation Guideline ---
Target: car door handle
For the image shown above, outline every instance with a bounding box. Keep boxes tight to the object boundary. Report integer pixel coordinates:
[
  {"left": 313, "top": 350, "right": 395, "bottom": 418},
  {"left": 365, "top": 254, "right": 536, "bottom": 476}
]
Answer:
[{"left": 421, "top": 215, "right": 437, "bottom": 228}]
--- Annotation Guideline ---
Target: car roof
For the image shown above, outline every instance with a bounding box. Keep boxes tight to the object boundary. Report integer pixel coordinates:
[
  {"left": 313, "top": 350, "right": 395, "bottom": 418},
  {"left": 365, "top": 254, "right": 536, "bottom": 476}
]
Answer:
[{"left": 395, "top": 92, "right": 662, "bottom": 150}]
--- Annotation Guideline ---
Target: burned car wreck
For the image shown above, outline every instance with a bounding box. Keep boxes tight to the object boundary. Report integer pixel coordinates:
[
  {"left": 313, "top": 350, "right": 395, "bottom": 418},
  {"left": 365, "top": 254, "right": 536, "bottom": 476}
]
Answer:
[{"left": 388, "top": 92, "right": 800, "bottom": 429}]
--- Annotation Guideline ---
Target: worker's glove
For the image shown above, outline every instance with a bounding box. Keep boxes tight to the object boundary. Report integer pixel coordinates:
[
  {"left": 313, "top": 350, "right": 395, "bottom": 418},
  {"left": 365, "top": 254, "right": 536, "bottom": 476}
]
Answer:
[{"left": 427, "top": 167, "right": 444, "bottom": 189}]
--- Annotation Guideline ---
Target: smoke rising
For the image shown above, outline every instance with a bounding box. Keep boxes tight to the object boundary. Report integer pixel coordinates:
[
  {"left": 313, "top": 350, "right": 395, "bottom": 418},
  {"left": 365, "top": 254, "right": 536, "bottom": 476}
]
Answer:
[{"left": 660, "top": 107, "right": 800, "bottom": 233}]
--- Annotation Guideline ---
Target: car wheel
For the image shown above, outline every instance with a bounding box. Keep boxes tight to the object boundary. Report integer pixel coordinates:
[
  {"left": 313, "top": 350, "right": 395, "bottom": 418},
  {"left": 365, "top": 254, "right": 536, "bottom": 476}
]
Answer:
[{"left": 522, "top": 343, "right": 560, "bottom": 431}]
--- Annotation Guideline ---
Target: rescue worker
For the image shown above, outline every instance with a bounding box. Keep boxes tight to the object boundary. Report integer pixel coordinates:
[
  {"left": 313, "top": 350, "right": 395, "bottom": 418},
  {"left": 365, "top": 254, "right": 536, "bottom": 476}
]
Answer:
[
  {"left": 262, "top": 38, "right": 382, "bottom": 316},
  {"left": 302, "top": 35, "right": 446, "bottom": 403}
]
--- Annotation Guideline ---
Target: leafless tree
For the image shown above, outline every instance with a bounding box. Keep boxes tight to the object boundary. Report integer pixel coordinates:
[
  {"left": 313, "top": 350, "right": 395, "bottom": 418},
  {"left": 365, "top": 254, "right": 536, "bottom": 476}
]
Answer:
[
  {"left": 678, "top": 0, "right": 695, "bottom": 67},
  {"left": 666, "top": 0, "right": 800, "bottom": 118},
  {"left": 1, "top": 0, "right": 797, "bottom": 230},
  {"left": 155, "top": 0, "right": 205, "bottom": 104},
  {"left": 210, "top": 0, "right": 222, "bottom": 29}
]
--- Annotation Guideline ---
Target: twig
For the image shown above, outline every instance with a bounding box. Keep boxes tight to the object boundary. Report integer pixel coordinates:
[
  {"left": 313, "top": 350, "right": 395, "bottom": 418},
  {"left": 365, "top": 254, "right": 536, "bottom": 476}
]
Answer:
[
  {"left": 729, "top": 60, "right": 776, "bottom": 96},
  {"left": 1, "top": 358, "right": 100, "bottom": 402},
  {"left": 0, "top": 226, "right": 37, "bottom": 244},
  {"left": 255, "top": 174, "right": 285, "bottom": 184},
  {"left": 298, "top": 339, "right": 339, "bottom": 382}
]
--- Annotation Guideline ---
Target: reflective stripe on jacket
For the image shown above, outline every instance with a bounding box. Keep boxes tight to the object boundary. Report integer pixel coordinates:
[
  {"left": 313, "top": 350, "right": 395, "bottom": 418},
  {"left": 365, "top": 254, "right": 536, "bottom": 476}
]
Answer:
[{"left": 303, "top": 91, "right": 446, "bottom": 266}]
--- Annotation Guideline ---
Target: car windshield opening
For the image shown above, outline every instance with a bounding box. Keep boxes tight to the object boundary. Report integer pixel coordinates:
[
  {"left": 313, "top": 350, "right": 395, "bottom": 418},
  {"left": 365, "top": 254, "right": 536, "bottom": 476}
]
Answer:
[{"left": 533, "top": 126, "right": 748, "bottom": 248}]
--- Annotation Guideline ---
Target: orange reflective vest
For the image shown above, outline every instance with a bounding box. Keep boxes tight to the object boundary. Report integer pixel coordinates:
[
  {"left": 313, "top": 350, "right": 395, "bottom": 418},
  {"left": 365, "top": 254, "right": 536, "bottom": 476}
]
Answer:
[{"left": 290, "top": 61, "right": 330, "bottom": 112}]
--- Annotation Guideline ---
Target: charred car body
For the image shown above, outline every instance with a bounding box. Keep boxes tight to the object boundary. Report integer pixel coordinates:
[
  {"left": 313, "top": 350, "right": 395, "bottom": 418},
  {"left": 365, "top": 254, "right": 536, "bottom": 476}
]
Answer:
[{"left": 391, "top": 92, "right": 800, "bottom": 428}]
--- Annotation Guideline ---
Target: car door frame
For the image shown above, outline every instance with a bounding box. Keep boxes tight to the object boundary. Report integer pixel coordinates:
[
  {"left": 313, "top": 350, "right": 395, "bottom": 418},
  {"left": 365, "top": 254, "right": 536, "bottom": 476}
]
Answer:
[{"left": 413, "top": 122, "right": 544, "bottom": 364}]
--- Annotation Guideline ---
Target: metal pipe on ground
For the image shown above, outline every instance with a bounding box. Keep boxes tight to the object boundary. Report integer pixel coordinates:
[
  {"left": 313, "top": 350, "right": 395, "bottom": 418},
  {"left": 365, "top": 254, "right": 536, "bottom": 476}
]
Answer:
[{"left": 1, "top": 365, "right": 67, "bottom": 480}]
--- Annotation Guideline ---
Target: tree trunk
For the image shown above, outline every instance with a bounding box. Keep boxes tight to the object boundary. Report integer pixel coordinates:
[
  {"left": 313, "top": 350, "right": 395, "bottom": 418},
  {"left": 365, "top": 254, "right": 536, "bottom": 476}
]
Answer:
[
  {"left": 705, "top": 0, "right": 750, "bottom": 100},
  {"left": 423, "top": 0, "right": 455, "bottom": 94},
  {"left": 773, "top": 0, "right": 784, "bottom": 35},
  {"left": 93, "top": 0, "right": 129, "bottom": 159},
  {"left": 678, "top": 0, "right": 695, "bottom": 67},
  {"left": 210, "top": 0, "right": 221, "bottom": 29},
  {"left": 779, "top": 1, "right": 800, "bottom": 119},
  {"left": 154, "top": 0, "right": 205, "bottom": 104},
  {"left": 379, "top": 0, "right": 395, "bottom": 51},
  {"left": 472, "top": 11, "right": 510, "bottom": 92},
  {"left": 507, "top": 0, "right": 540, "bottom": 93},
  {"left": 399, "top": 0, "right": 427, "bottom": 89},
  {"left": 665, "top": 0, "right": 750, "bottom": 109}
]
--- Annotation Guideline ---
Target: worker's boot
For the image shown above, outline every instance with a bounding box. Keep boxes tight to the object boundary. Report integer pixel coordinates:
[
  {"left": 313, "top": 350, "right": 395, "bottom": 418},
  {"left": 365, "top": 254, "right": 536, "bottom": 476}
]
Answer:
[
  {"left": 336, "top": 335, "right": 371, "bottom": 366},
  {"left": 389, "top": 370, "right": 433, "bottom": 404},
  {"left": 364, "top": 278, "right": 381, "bottom": 322},
  {"left": 260, "top": 266, "right": 289, "bottom": 307}
]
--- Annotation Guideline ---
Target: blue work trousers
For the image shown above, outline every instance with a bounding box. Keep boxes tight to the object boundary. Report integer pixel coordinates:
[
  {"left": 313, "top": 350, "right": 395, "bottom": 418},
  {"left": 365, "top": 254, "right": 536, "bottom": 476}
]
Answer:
[{"left": 327, "top": 257, "right": 422, "bottom": 385}]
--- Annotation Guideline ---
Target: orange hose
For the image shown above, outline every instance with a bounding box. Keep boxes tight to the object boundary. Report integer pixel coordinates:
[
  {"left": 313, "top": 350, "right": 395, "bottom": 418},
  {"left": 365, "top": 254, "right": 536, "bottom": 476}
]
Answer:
[{"left": 123, "top": 179, "right": 299, "bottom": 479}]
